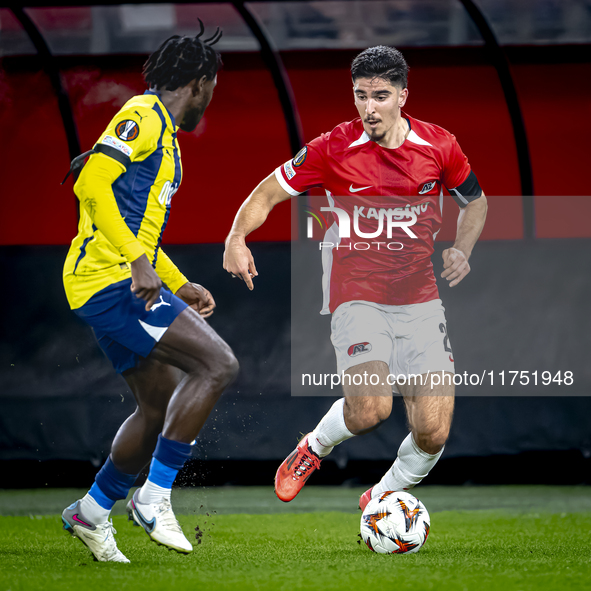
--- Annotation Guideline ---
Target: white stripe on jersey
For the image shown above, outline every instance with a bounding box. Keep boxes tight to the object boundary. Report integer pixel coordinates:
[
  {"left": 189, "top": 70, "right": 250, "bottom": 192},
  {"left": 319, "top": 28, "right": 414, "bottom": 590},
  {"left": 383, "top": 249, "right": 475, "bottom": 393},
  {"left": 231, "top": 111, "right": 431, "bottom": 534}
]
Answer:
[
  {"left": 448, "top": 187, "right": 469, "bottom": 205},
  {"left": 274, "top": 166, "right": 301, "bottom": 196},
  {"left": 348, "top": 131, "right": 371, "bottom": 148},
  {"left": 407, "top": 130, "right": 433, "bottom": 146},
  {"left": 321, "top": 191, "right": 339, "bottom": 315}
]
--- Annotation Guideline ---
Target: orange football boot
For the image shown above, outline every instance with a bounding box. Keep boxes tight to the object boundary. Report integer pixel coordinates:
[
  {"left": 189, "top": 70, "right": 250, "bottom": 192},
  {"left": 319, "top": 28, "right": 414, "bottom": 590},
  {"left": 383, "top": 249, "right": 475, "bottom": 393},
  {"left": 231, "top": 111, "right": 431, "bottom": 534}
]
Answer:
[
  {"left": 274, "top": 433, "right": 322, "bottom": 502},
  {"left": 358, "top": 486, "right": 374, "bottom": 512}
]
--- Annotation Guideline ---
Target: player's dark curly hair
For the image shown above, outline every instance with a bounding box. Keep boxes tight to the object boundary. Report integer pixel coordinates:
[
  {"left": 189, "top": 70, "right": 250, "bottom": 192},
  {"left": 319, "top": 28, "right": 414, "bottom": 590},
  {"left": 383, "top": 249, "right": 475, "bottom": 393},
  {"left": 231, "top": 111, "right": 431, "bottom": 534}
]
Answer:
[
  {"left": 143, "top": 19, "right": 223, "bottom": 91},
  {"left": 351, "top": 45, "right": 409, "bottom": 89}
]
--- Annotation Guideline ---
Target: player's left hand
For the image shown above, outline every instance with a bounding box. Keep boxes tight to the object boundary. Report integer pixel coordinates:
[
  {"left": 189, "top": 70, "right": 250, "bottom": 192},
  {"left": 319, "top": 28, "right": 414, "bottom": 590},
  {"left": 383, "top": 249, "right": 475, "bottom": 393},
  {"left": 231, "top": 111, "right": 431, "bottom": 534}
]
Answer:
[
  {"left": 175, "top": 282, "right": 216, "bottom": 318},
  {"left": 441, "top": 247, "right": 470, "bottom": 287}
]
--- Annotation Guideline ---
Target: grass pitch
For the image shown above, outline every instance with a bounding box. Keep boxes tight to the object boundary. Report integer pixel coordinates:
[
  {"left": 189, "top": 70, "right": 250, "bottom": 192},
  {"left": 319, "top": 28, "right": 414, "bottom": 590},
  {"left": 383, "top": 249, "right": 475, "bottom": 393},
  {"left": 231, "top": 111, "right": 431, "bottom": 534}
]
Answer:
[{"left": 1, "top": 486, "right": 590, "bottom": 591}]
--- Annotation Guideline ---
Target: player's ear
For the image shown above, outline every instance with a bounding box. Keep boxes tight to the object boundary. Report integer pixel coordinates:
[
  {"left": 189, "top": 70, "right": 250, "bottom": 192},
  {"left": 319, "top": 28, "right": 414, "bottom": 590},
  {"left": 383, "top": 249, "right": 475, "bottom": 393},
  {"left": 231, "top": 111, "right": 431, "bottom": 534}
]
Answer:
[
  {"left": 193, "top": 75, "right": 208, "bottom": 96},
  {"left": 399, "top": 87, "right": 408, "bottom": 108}
]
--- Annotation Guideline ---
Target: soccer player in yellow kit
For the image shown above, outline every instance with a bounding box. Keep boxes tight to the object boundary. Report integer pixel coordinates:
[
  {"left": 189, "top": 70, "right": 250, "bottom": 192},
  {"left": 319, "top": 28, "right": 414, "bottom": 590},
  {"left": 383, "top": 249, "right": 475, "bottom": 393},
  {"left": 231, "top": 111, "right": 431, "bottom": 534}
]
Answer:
[{"left": 61, "top": 27, "right": 238, "bottom": 562}]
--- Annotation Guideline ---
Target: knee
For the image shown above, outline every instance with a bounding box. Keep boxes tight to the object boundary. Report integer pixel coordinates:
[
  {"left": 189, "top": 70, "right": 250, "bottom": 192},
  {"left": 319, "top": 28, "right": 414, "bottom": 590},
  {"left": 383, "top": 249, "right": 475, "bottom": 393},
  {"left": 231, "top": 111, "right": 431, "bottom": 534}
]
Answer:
[
  {"left": 222, "top": 351, "right": 240, "bottom": 385},
  {"left": 141, "top": 406, "right": 166, "bottom": 425},
  {"left": 129, "top": 405, "right": 166, "bottom": 435},
  {"left": 345, "top": 399, "right": 391, "bottom": 434},
  {"left": 367, "top": 404, "right": 392, "bottom": 428},
  {"left": 209, "top": 346, "right": 239, "bottom": 389},
  {"left": 413, "top": 425, "right": 450, "bottom": 455}
]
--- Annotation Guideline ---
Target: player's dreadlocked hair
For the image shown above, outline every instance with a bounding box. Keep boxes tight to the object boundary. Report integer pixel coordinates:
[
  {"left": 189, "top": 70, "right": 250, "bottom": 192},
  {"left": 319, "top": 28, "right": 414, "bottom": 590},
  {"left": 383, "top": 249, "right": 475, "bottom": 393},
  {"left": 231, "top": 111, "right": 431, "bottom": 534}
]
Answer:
[
  {"left": 143, "top": 19, "right": 223, "bottom": 91},
  {"left": 351, "top": 45, "right": 409, "bottom": 89}
]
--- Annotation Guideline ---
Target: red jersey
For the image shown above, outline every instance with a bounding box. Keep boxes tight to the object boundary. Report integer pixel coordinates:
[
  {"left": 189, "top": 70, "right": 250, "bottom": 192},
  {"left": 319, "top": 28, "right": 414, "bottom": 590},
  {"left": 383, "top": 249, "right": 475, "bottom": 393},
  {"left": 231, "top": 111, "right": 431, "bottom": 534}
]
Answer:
[{"left": 275, "top": 114, "right": 472, "bottom": 314}]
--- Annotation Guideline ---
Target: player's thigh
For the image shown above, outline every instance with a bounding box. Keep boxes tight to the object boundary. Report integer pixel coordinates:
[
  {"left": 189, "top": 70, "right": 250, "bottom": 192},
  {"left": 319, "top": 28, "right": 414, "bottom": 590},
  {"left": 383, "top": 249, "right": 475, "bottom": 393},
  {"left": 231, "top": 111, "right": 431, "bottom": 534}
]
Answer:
[
  {"left": 332, "top": 302, "right": 396, "bottom": 422},
  {"left": 394, "top": 300, "right": 455, "bottom": 437},
  {"left": 343, "top": 360, "right": 393, "bottom": 424},
  {"left": 124, "top": 357, "right": 185, "bottom": 419},
  {"left": 393, "top": 299, "right": 455, "bottom": 385},
  {"left": 151, "top": 306, "right": 236, "bottom": 375},
  {"left": 75, "top": 278, "right": 189, "bottom": 374},
  {"left": 332, "top": 301, "right": 394, "bottom": 388}
]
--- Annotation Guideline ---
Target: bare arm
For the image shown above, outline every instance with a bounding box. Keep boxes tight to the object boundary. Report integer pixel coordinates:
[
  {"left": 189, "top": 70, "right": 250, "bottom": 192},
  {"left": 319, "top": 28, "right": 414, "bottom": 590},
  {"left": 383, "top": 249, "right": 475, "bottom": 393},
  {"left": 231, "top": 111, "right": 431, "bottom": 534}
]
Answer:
[
  {"left": 441, "top": 193, "right": 488, "bottom": 287},
  {"left": 223, "top": 172, "right": 292, "bottom": 290}
]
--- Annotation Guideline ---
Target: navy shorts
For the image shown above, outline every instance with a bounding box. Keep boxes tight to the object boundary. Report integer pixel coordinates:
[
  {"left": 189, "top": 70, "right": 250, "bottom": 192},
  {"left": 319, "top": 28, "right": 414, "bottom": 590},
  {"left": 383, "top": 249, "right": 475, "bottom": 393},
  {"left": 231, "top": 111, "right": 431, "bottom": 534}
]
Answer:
[{"left": 75, "top": 278, "right": 188, "bottom": 374}]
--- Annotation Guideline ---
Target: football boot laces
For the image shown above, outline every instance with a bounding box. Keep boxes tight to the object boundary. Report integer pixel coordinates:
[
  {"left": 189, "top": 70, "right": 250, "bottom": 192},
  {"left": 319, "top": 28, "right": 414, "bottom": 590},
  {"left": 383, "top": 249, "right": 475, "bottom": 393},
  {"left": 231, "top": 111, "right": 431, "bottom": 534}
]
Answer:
[
  {"left": 100, "top": 521, "right": 126, "bottom": 562},
  {"left": 156, "top": 499, "right": 184, "bottom": 534},
  {"left": 293, "top": 452, "right": 321, "bottom": 481}
]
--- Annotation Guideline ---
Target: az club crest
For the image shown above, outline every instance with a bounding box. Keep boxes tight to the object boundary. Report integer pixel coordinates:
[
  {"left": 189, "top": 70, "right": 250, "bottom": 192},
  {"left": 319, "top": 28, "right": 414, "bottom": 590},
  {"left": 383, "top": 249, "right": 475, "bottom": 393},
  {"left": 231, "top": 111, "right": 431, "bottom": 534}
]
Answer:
[
  {"left": 347, "top": 342, "right": 372, "bottom": 357},
  {"left": 419, "top": 180, "right": 436, "bottom": 194}
]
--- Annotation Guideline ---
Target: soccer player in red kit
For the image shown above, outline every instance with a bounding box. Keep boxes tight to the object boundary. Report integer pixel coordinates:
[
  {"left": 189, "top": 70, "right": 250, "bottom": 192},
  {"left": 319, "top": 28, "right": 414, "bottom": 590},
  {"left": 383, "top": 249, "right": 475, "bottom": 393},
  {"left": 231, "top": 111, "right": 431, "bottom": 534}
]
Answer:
[{"left": 223, "top": 46, "right": 487, "bottom": 508}]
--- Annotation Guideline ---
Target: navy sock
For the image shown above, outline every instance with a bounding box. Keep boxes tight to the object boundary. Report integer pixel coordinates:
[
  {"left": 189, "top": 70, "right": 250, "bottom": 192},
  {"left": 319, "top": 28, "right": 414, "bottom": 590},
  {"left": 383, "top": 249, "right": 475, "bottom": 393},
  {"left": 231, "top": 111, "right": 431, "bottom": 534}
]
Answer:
[
  {"left": 147, "top": 434, "right": 193, "bottom": 488},
  {"left": 91, "top": 456, "right": 138, "bottom": 510}
]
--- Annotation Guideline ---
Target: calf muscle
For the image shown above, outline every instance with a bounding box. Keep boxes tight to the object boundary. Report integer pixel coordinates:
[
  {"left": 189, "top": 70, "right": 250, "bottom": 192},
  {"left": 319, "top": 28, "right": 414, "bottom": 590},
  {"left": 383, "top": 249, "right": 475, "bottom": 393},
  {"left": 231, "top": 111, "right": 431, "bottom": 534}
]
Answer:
[
  {"left": 400, "top": 375, "right": 454, "bottom": 454},
  {"left": 342, "top": 361, "right": 393, "bottom": 435}
]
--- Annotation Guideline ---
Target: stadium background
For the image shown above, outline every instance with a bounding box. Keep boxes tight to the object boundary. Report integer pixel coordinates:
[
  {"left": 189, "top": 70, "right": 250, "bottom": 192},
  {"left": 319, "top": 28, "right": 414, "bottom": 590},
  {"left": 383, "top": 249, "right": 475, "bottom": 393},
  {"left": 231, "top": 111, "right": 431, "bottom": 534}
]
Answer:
[{"left": 1, "top": 0, "right": 590, "bottom": 489}]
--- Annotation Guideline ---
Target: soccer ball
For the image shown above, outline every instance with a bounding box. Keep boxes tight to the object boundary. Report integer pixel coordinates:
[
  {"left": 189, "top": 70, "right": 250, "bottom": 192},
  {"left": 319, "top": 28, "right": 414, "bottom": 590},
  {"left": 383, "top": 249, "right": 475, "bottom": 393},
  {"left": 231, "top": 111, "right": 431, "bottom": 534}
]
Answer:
[{"left": 360, "top": 491, "right": 430, "bottom": 554}]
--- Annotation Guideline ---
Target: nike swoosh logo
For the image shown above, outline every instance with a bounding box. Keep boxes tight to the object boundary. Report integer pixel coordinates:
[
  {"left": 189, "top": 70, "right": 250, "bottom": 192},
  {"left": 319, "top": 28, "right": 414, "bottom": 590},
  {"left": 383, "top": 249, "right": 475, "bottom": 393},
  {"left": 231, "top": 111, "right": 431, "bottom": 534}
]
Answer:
[
  {"left": 132, "top": 500, "right": 156, "bottom": 533},
  {"left": 349, "top": 184, "right": 373, "bottom": 193},
  {"left": 72, "top": 514, "right": 92, "bottom": 528}
]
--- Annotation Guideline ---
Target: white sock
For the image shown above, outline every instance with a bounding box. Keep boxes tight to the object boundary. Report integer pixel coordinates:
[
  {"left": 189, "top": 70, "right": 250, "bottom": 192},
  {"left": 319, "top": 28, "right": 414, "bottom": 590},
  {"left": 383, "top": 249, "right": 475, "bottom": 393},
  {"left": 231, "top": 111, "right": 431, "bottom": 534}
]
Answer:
[
  {"left": 80, "top": 493, "right": 111, "bottom": 524},
  {"left": 372, "top": 433, "right": 444, "bottom": 497},
  {"left": 137, "top": 479, "right": 171, "bottom": 504},
  {"left": 309, "top": 398, "right": 355, "bottom": 457}
]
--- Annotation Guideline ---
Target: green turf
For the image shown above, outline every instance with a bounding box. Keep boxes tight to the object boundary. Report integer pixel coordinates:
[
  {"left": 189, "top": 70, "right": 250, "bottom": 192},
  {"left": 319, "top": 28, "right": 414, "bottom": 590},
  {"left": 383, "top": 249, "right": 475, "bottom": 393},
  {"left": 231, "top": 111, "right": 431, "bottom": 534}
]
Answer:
[
  {"left": 0, "top": 486, "right": 590, "bottom": 591},
  {"left": 3, "top": 485, "right": 591, "bottom": 515}
]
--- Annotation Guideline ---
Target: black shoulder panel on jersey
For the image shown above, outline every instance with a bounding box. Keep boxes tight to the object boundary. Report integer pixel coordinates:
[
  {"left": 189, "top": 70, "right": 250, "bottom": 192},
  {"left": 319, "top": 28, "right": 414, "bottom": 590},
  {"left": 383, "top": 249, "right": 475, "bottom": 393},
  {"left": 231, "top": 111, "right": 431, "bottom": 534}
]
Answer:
[
  {"left": 61, "top": 144, "right": 131, "bottom": 185},
  {"left": 448, "top": 170, "right": 482, "bottom": 208},
  {"left": 93, "top": 143, "right": 131, "bottom": 169}
]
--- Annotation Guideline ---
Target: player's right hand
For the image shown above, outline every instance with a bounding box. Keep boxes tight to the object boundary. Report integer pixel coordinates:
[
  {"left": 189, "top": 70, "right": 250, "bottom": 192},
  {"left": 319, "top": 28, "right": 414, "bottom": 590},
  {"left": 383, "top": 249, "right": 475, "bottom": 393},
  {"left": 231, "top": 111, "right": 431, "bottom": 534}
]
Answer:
[
  {"left": 130, "top": 253, "right": 163, "bottom": 310},
  {"left": 223, "top": 236, "right": 258, "bottom": 290}
]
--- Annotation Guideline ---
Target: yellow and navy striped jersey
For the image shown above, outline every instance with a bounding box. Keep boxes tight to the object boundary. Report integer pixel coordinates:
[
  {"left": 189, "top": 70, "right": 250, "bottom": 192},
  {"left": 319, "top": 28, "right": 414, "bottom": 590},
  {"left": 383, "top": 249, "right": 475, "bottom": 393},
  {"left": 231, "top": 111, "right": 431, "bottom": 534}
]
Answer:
[{"left": 63, "top": 91, "right": 187, "bottom": 309}]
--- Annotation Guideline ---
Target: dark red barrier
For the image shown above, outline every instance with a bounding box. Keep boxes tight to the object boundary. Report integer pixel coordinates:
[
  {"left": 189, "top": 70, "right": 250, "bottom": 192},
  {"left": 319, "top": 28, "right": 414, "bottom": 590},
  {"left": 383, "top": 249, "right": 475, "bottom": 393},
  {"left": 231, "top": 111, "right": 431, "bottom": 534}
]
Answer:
[
  {"left": 511, "top": 62, "right": 591, "bottom": 239},
  {"left": 0, "top": 65, "right": 77, "bottom": 245},
  {"left": 0, "top": 49, "right": 589, "bottom": 245}
]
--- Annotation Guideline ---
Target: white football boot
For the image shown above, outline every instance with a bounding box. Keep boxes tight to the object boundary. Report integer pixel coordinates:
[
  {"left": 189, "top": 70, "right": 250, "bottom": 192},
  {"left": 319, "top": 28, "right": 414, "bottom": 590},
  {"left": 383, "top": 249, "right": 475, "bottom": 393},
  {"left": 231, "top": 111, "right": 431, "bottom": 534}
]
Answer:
[
  {"left": 126, "top": 489, "right": 192, "bottom": 553},
  {"left": 62, "top": 500, "right": 130, "bottom": 563}
]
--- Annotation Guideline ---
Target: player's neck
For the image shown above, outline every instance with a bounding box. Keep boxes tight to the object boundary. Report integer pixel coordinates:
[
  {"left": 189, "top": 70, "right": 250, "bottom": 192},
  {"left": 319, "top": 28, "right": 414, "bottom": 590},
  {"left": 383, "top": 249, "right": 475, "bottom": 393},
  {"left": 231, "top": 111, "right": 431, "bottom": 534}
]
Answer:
[
  {"left": 377, "top": 115, "right": 409, "bottom": 150},
  {"left": 157, "top": 88, "right": 192, "bottom": 126}
]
